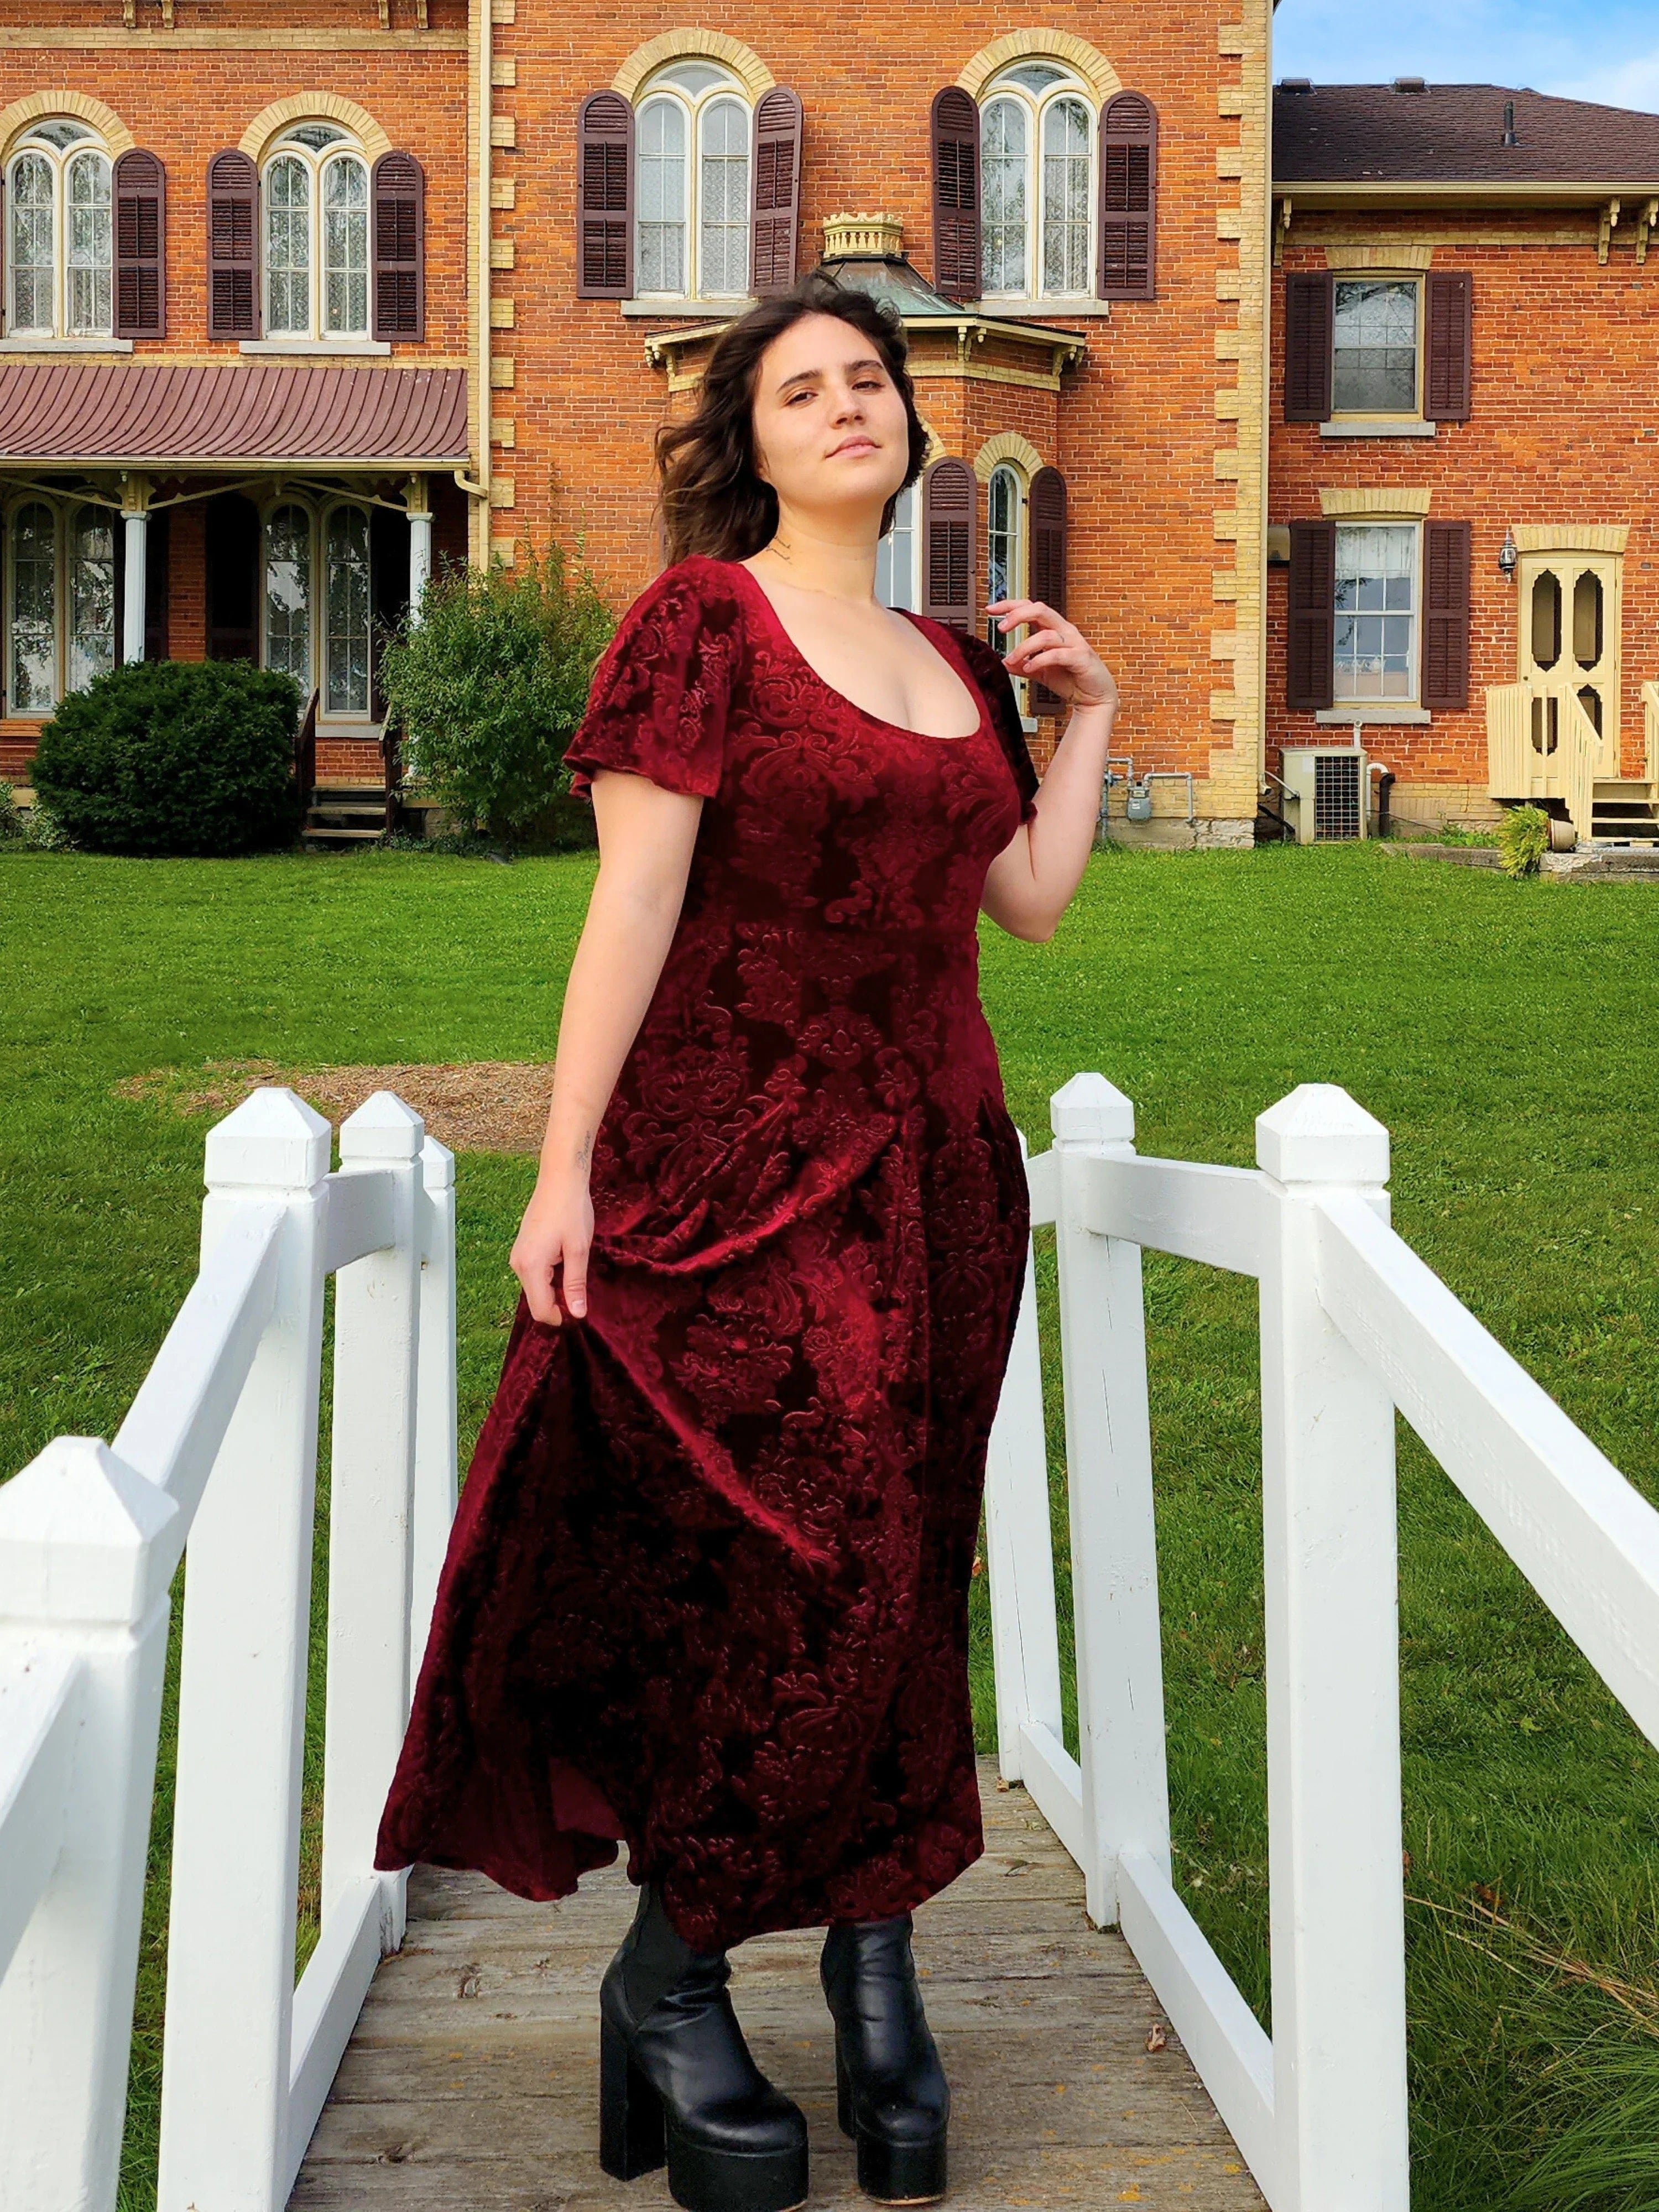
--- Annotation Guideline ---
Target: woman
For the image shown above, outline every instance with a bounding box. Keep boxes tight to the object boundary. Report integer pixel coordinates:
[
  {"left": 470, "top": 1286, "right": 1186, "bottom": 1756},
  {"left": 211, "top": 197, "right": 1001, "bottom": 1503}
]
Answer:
[{"left": 375, "top": 267, "right": 1118, "bottom": 2212}]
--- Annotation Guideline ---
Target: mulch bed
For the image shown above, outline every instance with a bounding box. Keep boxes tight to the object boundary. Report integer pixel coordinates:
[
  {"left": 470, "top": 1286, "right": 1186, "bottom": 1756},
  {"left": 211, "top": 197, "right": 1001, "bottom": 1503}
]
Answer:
[{"left": 115, "top": 1059, "right": 555, "bottom": 1154}]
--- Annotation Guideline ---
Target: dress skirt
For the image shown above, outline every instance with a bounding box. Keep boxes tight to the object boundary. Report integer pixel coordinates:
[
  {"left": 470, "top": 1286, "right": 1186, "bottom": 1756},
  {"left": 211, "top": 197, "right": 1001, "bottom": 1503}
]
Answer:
[{"left": 375, "top": 554, "right": 1042, "bottom": 1952}]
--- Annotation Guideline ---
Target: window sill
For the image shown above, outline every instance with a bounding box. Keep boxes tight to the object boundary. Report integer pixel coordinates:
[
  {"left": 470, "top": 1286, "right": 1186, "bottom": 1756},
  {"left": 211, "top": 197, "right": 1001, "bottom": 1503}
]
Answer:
[
  {"left": 1317, "top": 706, "right": 1432, "bottom": 725},
  {"left": 239, "top": 338, "right": 392, "bottom": 357},
  {"left": 0, "top": 335, "right": 133, "bottom": 353},
  {"left": 1319, "top": 418, "right": 1437, "bottom": 439},
  {"left": 969, "top": 297, "right": 1114, "bottom": 319},
  {"left": 618, "top": 298, "right": 755, "bottom": 319}
]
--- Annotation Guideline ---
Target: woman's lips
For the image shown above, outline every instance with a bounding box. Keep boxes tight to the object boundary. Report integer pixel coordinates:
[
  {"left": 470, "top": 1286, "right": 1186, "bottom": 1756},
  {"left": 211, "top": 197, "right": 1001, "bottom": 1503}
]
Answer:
[{"left": 828, "top": 438, "right": 878, "bottom": 457}]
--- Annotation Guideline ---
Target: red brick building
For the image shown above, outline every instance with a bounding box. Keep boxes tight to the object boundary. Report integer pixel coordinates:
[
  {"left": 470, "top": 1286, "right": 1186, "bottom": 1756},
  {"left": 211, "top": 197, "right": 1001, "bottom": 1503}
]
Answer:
[
  {"left": 1270, "top": 80, "right": 1659, "bottom": 847},
  {"left": 0, "top": 0, "right": 1273, "bottom": 843}
]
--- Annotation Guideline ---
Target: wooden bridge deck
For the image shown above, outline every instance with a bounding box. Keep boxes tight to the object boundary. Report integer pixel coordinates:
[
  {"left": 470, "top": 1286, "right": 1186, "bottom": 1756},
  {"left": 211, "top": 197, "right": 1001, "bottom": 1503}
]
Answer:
[{"left": 290, "top": 1759, "right": 1265, "bottom": 2211}]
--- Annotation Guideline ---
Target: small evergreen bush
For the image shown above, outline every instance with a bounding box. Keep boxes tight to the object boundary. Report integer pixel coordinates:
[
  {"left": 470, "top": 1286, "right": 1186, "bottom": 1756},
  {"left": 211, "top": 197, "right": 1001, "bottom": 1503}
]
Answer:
[
  {"left": 0, "top": 780, "right": 21, "bottom": 842},
  {"left": 378, "top": 542, "right": 615, "bottom": 845},
  {"left": 32, "top": 660, "right": 304, "bottom": 857},
  {"left": 1498, "top": 802, "right": 1551, "bottom": 878}
]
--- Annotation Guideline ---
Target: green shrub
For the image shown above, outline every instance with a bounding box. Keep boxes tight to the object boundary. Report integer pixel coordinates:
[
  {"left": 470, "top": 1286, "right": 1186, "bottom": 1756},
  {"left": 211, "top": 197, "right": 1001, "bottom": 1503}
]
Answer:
[
  {"left": 0, "top": 780, "right": 20, "bottom": 842},
  {"left": 1498, "top": 801, "right": 1552, "bottom": 878},
  {"left": 378, "top": 541, "right": 615, "bottom": 844},
  {"left": 32, "top": 659, "right": 304, "bottom": 857}
]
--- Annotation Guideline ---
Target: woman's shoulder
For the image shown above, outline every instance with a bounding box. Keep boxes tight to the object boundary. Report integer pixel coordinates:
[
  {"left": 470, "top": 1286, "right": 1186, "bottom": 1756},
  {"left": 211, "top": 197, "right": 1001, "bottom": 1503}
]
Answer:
[{"left": 622, "top": 553, "right": 751, "bottom": 625}]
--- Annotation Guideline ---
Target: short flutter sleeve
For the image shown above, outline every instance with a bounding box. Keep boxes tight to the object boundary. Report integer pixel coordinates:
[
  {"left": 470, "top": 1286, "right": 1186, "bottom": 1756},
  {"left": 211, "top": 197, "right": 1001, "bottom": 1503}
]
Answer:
[
  {"left": 564, "top": 560, "right": 742, "bottom": 804},
  {"left": 953, "top": 629, "right": 1041, "bottom": 825}
]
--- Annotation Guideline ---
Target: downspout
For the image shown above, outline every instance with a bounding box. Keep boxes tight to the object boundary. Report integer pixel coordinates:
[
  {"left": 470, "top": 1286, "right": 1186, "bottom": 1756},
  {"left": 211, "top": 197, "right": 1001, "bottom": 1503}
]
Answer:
[
  {"left": 468, "top": 0, "right": 493, "bottom": 564},
  {"left": 1256, "top": 0, "right": 1274, "bottom": 799}
]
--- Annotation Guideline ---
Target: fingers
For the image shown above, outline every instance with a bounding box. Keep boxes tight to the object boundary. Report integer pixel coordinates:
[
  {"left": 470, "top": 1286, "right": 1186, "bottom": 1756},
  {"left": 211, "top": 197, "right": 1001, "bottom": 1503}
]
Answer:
[
  {"left": 561, "top": 1234, "right": 590, "bottom": 1320},
  {"left": 517, "top": 1251, "right": 564, "bottom": 1327}
]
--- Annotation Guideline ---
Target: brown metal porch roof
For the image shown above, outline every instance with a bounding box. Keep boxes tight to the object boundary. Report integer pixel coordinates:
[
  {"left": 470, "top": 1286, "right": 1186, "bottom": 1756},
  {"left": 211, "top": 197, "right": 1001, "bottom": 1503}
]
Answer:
[{"left": 0, "top": 361, "right": 470, "bottom": 468}]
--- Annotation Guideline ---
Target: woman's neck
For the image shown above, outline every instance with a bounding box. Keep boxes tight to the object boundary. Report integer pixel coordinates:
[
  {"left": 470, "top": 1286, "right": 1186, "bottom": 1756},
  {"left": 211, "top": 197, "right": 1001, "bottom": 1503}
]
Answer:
[{"left": 750, "top": 508, "right": 880, "bottom": 603}]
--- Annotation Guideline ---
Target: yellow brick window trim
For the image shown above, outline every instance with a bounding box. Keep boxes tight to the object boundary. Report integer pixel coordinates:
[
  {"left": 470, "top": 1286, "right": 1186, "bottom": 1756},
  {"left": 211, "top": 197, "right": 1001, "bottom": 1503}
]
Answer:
[
  {"left": 1323, "top": 243, "right": 1434, "bottom": 272},
  {"left": 0, "top": 90, "right": 134, "bottom": 160},
  {"left": 613, "top": 29, "right": 775, "bottom": 103},
  {"left": 1511, "top": 523, "right": 1629, "bottom": 555},
  {"left": 956, "top": 29, "right": 1120, "bottom": 104},
  {"left": 240, "top": 92, "right": 392, "bottom": 164},
  {"left": 1320, "top": 487, "right": 1433, "bottom": 517},
  {"left": 972, "top": 430, "right": 1044, "bottom": 483}
]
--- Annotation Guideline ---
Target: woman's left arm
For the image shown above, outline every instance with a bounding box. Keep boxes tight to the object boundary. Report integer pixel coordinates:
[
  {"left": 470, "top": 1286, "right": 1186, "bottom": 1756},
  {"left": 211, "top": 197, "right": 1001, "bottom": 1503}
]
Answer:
[{"left": 979, "top": 596, "right": 1119, "bottom": 943}]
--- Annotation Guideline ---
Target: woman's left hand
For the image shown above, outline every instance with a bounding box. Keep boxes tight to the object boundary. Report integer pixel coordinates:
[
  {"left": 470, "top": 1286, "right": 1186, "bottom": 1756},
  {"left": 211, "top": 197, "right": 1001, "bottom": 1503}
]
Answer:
[{"left": 987, "top": 598, "right": 1119, "bottom": 713}]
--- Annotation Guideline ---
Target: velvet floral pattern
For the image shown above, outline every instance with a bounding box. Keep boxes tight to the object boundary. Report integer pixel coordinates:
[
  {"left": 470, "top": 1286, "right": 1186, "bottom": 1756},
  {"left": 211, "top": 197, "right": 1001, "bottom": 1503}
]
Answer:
[{"left": 375, "top": 554, "right": 1042, "bottom": 1950}]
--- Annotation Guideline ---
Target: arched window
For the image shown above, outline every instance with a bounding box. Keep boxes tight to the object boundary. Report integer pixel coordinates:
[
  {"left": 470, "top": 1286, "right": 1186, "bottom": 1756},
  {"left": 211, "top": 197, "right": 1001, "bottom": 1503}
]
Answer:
[
  {"left": 5, "top": 495, "right": 118, "bottom": 713},
  {"left": 875, "top": 481, "right": 921, "bottom": 612},
  {"left": 260, "top": 123, "right": 371, "bottom": 340},
  {"left": 259, "top": 498, "right": 376, "bottom": 717},
  {"left": 633, "top": 62, "right": 751, "bottom": 300},
  {"left": 977, "top": 64, "right": 1095, "bottom": 302},
  {"left": 6, "top": 119, "right": 112, "bottom": 338},
  {"left": 986, "top": 464, "right": 1025, "bottom": 643}
]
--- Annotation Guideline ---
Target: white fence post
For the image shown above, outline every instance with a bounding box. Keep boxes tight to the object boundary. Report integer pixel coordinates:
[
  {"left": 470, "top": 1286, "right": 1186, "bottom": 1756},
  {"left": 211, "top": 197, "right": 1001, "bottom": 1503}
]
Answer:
[
  {"left": 0, "top": 1438, "right": 179, "bottom": 2212},
  {"left": 1051, "top": 1073, "right": 1170, "bottom": 1926},
  {"left": 409, "top": 1133, "right": 458, "bottom": 1692},
  {"left": 321, "top": 1093, "right": 424, "bottom": 1948},
  {"left": 157, "top": 1088, "right": 331, "bottom": 2212},
  {"left": 984, "top": 1126, "right": 1064, "bottom": 1787},
  {"left": 1257, "top": 1084, "right": 1408, "bottom": 2212}
]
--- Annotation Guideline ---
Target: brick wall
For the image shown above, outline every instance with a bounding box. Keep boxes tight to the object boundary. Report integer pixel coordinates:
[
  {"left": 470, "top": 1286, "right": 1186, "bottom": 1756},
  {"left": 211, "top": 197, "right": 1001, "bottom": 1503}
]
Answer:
[{"left": 1269, "top": 211, "right": 1659, "bottom": 820}]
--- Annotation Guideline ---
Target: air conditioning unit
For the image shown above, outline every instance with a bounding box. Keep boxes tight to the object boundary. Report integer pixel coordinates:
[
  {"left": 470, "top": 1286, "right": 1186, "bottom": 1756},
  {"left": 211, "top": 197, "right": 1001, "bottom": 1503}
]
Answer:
[{"left": 1281, "top": 746, "right": 1368, "bottom": 844}]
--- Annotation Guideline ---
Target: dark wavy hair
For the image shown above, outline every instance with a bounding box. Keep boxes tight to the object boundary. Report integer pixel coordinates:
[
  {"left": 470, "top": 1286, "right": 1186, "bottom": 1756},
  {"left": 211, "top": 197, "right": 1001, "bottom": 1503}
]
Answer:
[{"left": 654, "top": 267, "right": 931, "bottom": 565}]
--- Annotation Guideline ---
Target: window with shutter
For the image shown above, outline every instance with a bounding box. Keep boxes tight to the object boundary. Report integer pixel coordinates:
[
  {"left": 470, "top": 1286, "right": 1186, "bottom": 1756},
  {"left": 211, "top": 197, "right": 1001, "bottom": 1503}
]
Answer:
[
  {"left": 372, "top": 152, "right": 424, "bottom": 340},
  {"left": 1286, "top": 519, "right": 1337, "bottom": 711},
  {"left": 749, "top": 87, "right": 801, "bottom": 297},
  {"left": 922, "top": 457, "right": 975, "bottom": 629},
  {"left": 1026, "top": 465, "right": 1068, "bottom": 709},
  {"left": 1098, "top": 91, "right": 1156, "bottom": 301},
  {"left": 207, "top": 149, "right": 259, "bottom": 337},
  {"left": 1422, "top": 520, "right": 1471, "bottom": 709},
  {"left": 577, "top": 91, "right": 634, "bottom": 299},
  {"left": 930, "top": 88, "right": 980, "bottom": 304},
  {"left": 113, "top": 149, "right": 165, "bottom": 338},
  {"left": 1284, "top": 271, "right": 1334, "bottom": 422},
  {"left": 1425, "top": 272, "right": 1473, "bottom": 422}
]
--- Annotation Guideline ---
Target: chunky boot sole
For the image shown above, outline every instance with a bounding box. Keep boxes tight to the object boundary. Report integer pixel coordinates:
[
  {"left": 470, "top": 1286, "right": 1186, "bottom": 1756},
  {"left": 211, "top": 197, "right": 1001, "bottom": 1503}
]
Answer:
[
  {"left": 601, "top": 2014, "right": 809, "bottom": 2212},
  {"left": 836, "top": 2034, "right": 948, "bottom": 2206}
]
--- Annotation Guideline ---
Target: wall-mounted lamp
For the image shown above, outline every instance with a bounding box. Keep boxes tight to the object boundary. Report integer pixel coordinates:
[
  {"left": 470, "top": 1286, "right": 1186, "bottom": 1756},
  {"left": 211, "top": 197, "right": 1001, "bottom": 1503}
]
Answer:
[{"left": 1499, "top": 529, "right": 1518, "bottom": 582}]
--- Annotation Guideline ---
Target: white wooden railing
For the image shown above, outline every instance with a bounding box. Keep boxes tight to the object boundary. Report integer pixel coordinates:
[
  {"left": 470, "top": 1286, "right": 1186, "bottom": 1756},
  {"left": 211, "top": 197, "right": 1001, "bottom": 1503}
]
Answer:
[
  {"left": 1486, "top": 674, "right": 1599, "bottom": 841},
  {"left": 983, "top": 1073, "right": 1659, "bottom": 2211},
  {"left": 1643, "top": 678, "right": 1659, "bottom": 786},
  {"left": 0, "top": 1086, "right": 458, "bottom": 2212}
]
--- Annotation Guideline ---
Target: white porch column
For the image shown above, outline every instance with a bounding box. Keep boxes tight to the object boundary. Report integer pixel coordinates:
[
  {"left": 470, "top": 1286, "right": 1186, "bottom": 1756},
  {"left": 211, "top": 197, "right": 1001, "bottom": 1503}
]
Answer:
[
  {"left": 121, "top": 475, "right": 151, "bottom": 665},
  {"left": 406, "top": 474, "right": 433, "bottom": 623}
]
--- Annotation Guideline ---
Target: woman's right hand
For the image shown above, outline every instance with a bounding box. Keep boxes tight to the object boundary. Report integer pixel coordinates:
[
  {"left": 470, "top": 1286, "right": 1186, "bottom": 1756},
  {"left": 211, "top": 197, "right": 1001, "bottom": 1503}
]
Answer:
[{"left": 510, "top": 1170, "right": 595, "bottom": 1326}]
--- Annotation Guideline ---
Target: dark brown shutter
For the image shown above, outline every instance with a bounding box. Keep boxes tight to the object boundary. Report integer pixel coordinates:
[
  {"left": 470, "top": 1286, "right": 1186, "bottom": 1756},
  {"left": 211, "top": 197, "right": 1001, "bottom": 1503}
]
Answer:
[
  {"left": 1422, "top": 520, "right": 1471, "bottom": 709},
  {"left": 1026, "top": 466, "right": 1068, "bottom": 709},
  {"left": 1284, "top": 272, "right": 1333, "bottom": 421},
  {"left": 207, "top": 149, "right": 259, "bottom": 338},
  {"left": 1098, "top": 92, "right": 1157, "bottom": 300},
  {"left": 0, "top": 170, "right": 7, "bottom": 340},
  {"left": 922, "top": 457, "right": 975, "bottom": 630},
  {"left": 113, "top": 149, "right": 165, "bottom": 339},
  {"left": 1424, "top": 271, "right": 1472, "bottom": 422},
  {"left": 1286, "top": 520, "right": 1336, "bottom": 711},
  {"left": 749, "top": 87, "right": 802, "bottom": 298},
  {"left": 372, "top": 151, "right": 425, "bottom": 341},
  {"left": 930, "top": 88, "right": 980, "bottom": 304},
  {"left": 577, "top": 91, "right": 633, "bottom": 299}
]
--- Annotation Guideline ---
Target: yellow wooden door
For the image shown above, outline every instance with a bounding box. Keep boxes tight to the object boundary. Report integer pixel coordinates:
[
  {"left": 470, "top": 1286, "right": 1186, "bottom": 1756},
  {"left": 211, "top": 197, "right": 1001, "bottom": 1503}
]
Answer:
[{"left": 1518, "top": 551, "right": 1621, "bottom": 779}]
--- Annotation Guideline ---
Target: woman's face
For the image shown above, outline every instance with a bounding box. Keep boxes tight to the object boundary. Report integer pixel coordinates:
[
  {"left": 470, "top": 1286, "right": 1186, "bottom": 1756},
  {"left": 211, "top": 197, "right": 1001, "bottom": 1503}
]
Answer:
[{"left": 749, "top": 311, "right": 912, "bottom": 528}]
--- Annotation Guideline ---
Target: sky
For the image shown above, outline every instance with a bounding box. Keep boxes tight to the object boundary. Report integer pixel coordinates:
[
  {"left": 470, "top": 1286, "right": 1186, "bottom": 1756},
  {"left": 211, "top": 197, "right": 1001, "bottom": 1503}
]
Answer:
[{"left": 1272, "top": 0, "right": 1659, "bottom": 116}]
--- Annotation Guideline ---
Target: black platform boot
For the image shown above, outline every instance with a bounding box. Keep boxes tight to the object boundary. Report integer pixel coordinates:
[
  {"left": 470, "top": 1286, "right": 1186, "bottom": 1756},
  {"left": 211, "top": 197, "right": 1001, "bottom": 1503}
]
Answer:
[
  {"left": 820, "top": 1912, "right": 950, "bottom": 2205},
  {"left": 599, "top": 1878, "right": 809, "bottom": 2212}
]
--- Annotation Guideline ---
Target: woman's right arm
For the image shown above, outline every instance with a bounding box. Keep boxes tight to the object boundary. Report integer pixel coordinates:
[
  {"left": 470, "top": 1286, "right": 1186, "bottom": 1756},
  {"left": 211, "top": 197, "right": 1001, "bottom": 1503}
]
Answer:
[{"left": 510, "top": 766, "right": 705, "bottom": 1326}]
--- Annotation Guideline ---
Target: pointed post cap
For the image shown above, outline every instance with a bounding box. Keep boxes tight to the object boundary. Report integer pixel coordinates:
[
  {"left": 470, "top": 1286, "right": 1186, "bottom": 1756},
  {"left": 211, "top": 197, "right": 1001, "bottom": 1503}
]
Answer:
[
  {"left": 205, "top": 1086, "right": 331, "bottom": 1192},
  {"left": 1256, "top": 1083, "right": 1390, "bottom": 1186},
  {"left": 341, "top": 1090, "right": 426, "bottom": 1162},
  {"left": 420, "top": 1133, "right": 456, "bottom": 1192},
  {"left": 0, "top": 1436, "right": 180, "bottom": 1623},
  {"left": 1050, "top": 1072, "right": 1135, "bottom": 1146}
]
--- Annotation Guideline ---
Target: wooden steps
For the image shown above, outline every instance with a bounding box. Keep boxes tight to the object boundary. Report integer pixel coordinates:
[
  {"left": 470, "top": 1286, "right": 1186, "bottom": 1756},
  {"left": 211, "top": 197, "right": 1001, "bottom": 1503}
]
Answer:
[
  {"left": 287, "top": 1759, "right": 1266, "bottom": 2210},
  {"left": 1590, "top": 779, "right": 1659, "bottom": 848},
  {"left": 305, "top": 785, "right": 392, "bottom": 849}
]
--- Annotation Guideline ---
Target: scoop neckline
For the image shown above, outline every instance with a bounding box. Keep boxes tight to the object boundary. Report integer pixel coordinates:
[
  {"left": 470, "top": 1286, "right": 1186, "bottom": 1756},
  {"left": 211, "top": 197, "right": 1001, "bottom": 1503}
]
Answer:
[{"left": 723, "top": 557, "right": 990, "bottom": 744}]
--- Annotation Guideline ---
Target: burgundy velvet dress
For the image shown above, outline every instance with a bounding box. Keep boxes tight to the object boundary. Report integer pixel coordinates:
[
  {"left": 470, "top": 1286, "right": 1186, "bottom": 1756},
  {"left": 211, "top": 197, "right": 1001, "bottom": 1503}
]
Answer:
[{"left": 374, "top": 552, "right": 1040, "bottom": 1952}]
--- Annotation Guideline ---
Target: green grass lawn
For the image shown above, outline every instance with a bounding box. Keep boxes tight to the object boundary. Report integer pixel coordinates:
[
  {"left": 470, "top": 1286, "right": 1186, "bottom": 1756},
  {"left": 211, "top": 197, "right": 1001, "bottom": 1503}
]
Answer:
[{"left": 3, "top": 841, "right": 1657, "bottom": 2211}]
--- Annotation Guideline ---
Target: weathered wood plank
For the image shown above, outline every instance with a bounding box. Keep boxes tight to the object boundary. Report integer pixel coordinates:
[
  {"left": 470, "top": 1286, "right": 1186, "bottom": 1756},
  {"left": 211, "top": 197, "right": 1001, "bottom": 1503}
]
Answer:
[{"left": 288, "top": 1760, "right": 1266, "bottom": 2211}]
